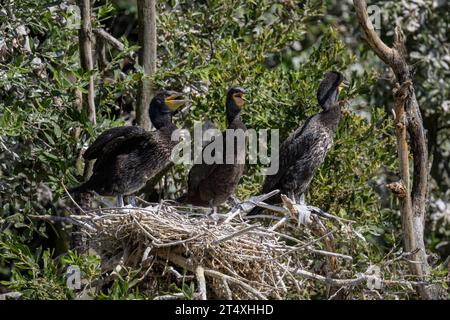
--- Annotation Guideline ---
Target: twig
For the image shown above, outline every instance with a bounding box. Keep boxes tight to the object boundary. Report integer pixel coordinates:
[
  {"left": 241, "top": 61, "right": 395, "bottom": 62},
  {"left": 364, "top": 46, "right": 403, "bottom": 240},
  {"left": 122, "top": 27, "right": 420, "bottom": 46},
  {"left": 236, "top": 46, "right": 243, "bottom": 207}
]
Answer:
[
  {"left": 204, "top": 269, "right": 268, "bottom": 300},
  {"left": 293, "top": 268, "right": 367, "bottom": 287},
  {"left": 62, "top": 181, "right": 86, "bottom": 215},
  {"left": 222, "top": 278, "right": 232, "bottom": 300},
  {"left": 28, "top": 214, "right": 96, "bottom": 232},
  {"left": 163, "top": 266, "right": 191, "bottom": 280},
  {"left": 309, "top": 249, "right": 353, "bottom": 261},
  {"left": 168, "top": 254, "right": 268, "bottom": 300},
  {"left": 223, "top": 208, "right": 244, "bottom": 224},
  {"left": 154, "top": 293, "right": 185, "bottom": 300},
  {"left": 213, "top": 225, "right": 260, "bottom": 244},
  {"left": 269, "top": 216, "right": 289, "bottom": 231},
  {"left": 151, "top": 234, "right": 202, "bottom": 248},
  {"left": 93, "top": 28, "right": 126, "bottom": 52},
  {"left": 195, "top": 266, "right": 207, "bottom": 300}
]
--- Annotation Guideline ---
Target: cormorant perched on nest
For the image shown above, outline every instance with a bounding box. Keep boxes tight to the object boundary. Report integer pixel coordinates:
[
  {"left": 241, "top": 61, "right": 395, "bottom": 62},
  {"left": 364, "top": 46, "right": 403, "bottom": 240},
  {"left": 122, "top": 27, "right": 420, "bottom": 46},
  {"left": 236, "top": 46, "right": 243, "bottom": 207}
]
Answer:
[
  {"left": 178, "top": 86, "right": 248, "bottom": 212},
  {"left": 249, "top": 71, "right": 346, "bottom": 215},
  {"left": 71, "top": 90, "right": 188, "bottom": 206}
]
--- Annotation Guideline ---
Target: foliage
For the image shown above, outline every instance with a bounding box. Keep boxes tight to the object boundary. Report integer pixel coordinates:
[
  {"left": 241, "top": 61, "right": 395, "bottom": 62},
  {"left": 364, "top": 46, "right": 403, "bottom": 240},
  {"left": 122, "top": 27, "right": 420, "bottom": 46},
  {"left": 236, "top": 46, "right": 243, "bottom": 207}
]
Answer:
[
  {"left": 0, "top": 0, "right": 447, "bottom": 299},
  {"left": 325, "top": 0, "right": 450, "bottom": 265},
  {"left": 0, "top": 0, "right": 140, "bottom": 251}
]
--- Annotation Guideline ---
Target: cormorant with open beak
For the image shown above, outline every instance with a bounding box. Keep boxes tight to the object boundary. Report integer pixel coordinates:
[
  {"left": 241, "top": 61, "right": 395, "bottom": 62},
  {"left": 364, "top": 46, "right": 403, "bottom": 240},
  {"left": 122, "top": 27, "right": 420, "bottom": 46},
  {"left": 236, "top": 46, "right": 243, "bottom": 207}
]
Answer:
[{"left": 71, "top": 90, "right": 188, "bottom": 206}]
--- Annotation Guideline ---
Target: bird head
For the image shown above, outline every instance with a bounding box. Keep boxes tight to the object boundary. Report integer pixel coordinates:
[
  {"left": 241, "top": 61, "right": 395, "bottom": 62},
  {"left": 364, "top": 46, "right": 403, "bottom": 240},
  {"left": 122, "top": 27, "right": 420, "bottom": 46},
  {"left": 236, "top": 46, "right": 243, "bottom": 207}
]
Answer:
[
  {"left": 150, "top": 90, "right": 188, "bottom": 129},
  {"left": 317, "top": 71, "right": 348, "bottom": 111},
  {"left": 226, "top": 86, "right": 247, "bottom": 120}
]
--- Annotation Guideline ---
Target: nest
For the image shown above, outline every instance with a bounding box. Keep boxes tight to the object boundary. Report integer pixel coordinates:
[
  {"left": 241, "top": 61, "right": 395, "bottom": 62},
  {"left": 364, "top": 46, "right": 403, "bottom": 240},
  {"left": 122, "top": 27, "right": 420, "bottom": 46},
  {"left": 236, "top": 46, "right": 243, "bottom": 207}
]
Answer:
[
  {"left": 58, "top": 193, "right": 446, "bottom": 300},
  {"left": 71, "top": 202, "right": 314, "bottom": 299}
]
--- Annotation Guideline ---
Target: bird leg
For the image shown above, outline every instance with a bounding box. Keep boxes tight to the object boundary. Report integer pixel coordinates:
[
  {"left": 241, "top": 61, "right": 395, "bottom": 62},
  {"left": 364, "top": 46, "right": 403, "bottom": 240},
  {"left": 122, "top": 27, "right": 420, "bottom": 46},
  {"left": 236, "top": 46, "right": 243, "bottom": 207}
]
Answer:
[
  {"left": 299, "top": 193, "right": 305, "bottom": 205},
  {"left": 128, "top": 195, "right": 137, "bottom": 207},
  {"left": 208, "top": 200, "right": 220, "bottom": 222},
  {"left": 288, "top": 191, "right": 296, "bottom": 203},
  {"left": 91, "top": 191, "right": 114, "bottom": 208},
  {"left": 292, "top": 193, "right": 311, "bottom": 226},
  {"left": 116, "top": 194, "right": 124, "bottom": 207},
  {"left": 229, "top": 195, "right": 241, "bottom": 206}
]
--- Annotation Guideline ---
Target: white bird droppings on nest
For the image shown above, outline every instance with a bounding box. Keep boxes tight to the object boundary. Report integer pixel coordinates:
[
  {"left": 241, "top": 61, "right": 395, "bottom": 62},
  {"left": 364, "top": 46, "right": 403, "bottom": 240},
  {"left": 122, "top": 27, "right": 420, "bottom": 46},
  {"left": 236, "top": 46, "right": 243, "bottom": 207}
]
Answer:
[{"left": 71, "top": 202, "right": 316, "bottom": 299}]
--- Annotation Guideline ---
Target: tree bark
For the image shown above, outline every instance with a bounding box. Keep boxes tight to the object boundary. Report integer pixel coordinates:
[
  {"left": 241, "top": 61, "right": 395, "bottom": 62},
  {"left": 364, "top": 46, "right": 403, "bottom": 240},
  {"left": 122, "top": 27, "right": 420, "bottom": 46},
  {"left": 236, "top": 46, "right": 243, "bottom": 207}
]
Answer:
[
  {"left": 353, "top": 0, "right": 444, "bottom": 299},
  {"left": 74, "top": 0, "right": 96, "bottom": 253},
  {"left": 136, "top": 0, "right": 157, "bottom": 130},
  {"left": 77, "top": 0, "right": 96, "bottom": 125}
]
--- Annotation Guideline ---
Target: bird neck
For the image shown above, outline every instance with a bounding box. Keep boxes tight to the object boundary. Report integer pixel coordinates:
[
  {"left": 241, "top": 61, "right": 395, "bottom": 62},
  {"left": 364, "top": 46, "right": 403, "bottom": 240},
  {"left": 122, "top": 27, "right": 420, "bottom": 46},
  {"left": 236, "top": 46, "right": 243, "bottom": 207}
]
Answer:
[
  {"left": 156, "top": 121, "right": 177, "bottom": 135},
  {"left": 319, "top": 88, "right": 339, "bottom": 111},
  {"left": 226, "top": 100, "right": 242, "bottom": 124},
  {"left": 227, "top": 113, "right": 242, "bottom": 126},
  {"left": 161, "top": 121, "right": 178, "bottom": 132},
  {"left": 320, "top": 103, "right": 341, "bottom": 131},
  {"left": 150, "top": 112, "right": 174, "bottom": 131}
]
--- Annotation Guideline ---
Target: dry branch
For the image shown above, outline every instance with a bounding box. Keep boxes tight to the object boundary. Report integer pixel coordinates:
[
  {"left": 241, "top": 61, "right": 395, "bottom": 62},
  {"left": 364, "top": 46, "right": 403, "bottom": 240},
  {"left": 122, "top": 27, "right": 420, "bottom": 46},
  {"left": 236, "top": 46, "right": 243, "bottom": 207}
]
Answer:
[
  {"left": 94, "top": 28, "right": 126, "bottom": 53},
  {"left": 64, "top": 201, "right": 351, "bottom": 299},
  {"left": 353, "top": 0, "right": 444, "bottom": 299},
  {"left": 282, "top": 195, "right": 340, "bottom": 298},
  {"left": 195, "top": 266, "right": 207, "bottom": 300},
  {"left": 63, "top": 200, "right": 446, "bottom": 299}
]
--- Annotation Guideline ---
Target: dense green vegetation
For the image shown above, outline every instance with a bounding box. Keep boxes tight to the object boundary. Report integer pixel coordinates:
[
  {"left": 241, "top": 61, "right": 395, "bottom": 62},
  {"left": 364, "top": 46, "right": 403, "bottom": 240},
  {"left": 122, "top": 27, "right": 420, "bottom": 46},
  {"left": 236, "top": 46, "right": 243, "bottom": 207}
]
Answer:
[{"left": 0, "top": 0, "right": 448, "bottom": 299}]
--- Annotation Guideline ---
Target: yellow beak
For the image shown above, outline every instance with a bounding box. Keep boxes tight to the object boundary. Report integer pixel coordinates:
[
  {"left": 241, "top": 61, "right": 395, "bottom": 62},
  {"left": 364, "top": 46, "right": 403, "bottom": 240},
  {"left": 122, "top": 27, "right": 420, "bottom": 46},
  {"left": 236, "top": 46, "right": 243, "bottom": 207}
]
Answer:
[
  {"left": 233, "top": 93, "right": 247, "bottom": 108},
  {"left": 339, "top": 80, "right": 349, "bottom": 91},
  {"left": 165, "top": 93, "right": 188, "bottom": 111}
]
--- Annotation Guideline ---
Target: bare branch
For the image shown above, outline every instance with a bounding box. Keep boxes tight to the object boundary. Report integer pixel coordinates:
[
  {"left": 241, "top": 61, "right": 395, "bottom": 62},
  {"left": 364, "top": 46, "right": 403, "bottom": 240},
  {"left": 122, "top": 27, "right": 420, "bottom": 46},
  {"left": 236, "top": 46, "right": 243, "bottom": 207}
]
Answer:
[
  {"left": 93, "top": 28, "right": 125, "bottom": 52},
  {"left": 168, "top": 254, "right": 268, "bottom": 300},
  {"left": 195, "top": 266, "right": 207, "bottom": 300},
  {"left": 293, "top": 268, "right": 367, "bottom": 287},
  {"left": 354, "top": 8, "right": 388, "bottom": 59},
  {"left": 353, "top": 0, "right": 444, "bottom": 299},
  {"left": 213, "top": 224, "right": 260, "bottom": 244}
]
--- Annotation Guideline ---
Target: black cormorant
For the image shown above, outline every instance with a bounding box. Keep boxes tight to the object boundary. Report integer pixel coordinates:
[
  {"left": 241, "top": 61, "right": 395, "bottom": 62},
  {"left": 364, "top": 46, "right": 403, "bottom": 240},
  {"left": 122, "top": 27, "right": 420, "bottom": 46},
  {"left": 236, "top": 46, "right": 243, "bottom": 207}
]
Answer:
[
  {"left": 178, "top": 86, "right": 248, "bottom": 211},
  {"left": 249, "top": 71, "right": 345, "bottom": 215},
  {"left": 71, "top": 90, "right": 188, "bottom": 206}
]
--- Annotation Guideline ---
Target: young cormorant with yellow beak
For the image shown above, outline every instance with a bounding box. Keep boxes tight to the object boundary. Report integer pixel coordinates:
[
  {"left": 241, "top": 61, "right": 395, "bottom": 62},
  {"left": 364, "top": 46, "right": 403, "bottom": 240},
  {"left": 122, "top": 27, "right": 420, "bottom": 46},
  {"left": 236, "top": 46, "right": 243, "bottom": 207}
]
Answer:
[
  {"left": 178, "top": 86, "right": 248, "bottom": 213},
  {"left": 71, "top": 90, "right": 188, "bottom": 207}
]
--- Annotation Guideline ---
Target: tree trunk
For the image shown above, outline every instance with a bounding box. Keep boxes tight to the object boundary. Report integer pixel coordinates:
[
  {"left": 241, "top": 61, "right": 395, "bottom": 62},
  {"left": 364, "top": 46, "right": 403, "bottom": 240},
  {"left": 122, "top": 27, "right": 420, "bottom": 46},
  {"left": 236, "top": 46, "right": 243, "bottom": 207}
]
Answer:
[
  {"left": 73, "top": 0, "right": 96, "bottom": 253},
  {"left": 353, "top": 0, "right": 444, "bottom": 299},
  {"left": 77, "top": 0, "right": 96, "bottom": 125},
  {"left": 136, "top": 0, "right": 157, "bottom": 131}
]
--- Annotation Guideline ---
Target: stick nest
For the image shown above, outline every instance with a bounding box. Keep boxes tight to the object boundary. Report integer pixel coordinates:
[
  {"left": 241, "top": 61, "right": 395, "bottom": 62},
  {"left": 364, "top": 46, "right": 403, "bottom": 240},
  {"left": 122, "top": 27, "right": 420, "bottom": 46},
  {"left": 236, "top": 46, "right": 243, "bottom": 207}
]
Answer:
[{"left": 73, "top": 203, "right": 304, "bottom": 299}]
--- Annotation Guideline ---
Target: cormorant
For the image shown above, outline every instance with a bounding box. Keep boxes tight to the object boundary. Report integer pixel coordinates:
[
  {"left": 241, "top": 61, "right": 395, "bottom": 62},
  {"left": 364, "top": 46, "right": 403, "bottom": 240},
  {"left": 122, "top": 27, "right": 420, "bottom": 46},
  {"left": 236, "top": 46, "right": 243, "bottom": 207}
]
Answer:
[
  {"left": 71, "top": 90, "right": 188, "bottom": 206},
  {"left": 249, "top": 71, "right": 345, "bottom": 215},
  {"left": 178, "top": 86, "right": 248, "bottom": 212}
]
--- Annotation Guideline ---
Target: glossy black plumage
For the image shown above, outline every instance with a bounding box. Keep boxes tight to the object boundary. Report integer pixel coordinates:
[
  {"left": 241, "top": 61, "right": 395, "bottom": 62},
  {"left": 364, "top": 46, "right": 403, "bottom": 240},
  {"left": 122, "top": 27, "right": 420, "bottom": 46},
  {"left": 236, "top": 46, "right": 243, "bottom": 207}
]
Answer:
[
  {"left": 178, "top": 86, "right": 248, "bottom": 208},
  {"left": 250, "top": 71, "right": 344, "bottom": 214},
  {"left": 71, "top": 90, "right": 186, "bottom": 203}
]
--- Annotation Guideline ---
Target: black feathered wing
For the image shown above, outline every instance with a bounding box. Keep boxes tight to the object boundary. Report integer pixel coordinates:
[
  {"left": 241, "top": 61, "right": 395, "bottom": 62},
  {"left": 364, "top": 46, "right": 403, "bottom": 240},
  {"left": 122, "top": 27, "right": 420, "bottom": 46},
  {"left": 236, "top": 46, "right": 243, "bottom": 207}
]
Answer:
[
  {"left": 262, "top": 115, "right": 316, "bottom": 193},
  {"left": 83, "top": 126, "right": 147, "bottom": 160},
  {"left": 179, "top": 117, "right": 247, "bottom": 206},
  {"left": 248, "top": 115, "right": 332, "bottom": 215},
  {"left": 91, "top": 131, "right": 155, "bottom": 172},
  {"left": 185, "top": 132, "right": 225, "bottom": 202},
  {"left": 84, "top": 130, "right": 171, "bottom": 195}
]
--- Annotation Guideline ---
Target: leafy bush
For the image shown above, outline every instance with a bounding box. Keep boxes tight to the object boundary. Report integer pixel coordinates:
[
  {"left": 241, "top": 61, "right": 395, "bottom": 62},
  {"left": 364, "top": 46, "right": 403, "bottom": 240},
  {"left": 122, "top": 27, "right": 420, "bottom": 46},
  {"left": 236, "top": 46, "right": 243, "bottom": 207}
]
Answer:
[{"left": 0, "top": 0, "right": 446, "bottom": 299}]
